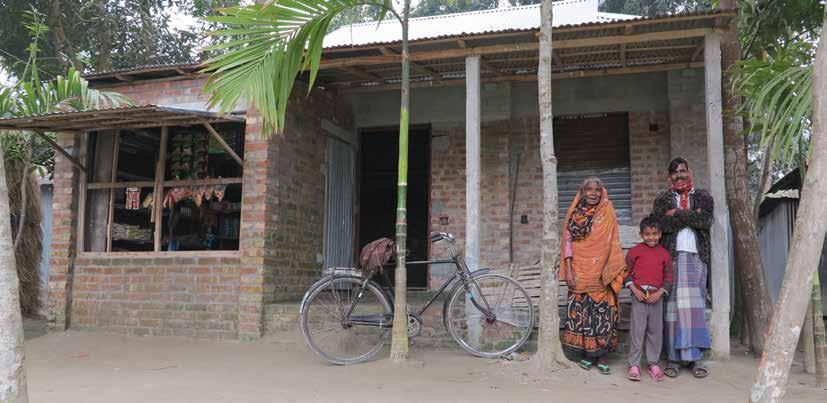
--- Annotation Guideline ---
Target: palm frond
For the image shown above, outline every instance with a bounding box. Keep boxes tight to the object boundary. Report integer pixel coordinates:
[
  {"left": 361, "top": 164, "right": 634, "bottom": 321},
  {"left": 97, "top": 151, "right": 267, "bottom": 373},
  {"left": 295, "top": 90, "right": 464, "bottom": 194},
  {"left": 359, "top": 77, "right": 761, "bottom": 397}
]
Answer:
[
  {"left": 203, "top": 0, "right": 395, "bottom": 134},
  {"left": 732, "top": 51, "right": 814, "bottom": 164}
]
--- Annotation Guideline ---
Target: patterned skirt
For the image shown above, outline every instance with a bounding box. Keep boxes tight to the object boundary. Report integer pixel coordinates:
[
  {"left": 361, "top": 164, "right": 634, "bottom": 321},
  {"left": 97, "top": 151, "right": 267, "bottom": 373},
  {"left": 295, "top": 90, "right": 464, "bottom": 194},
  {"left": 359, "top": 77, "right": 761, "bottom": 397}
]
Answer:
[{"left": 562, "top": 292, "right": 618, "bottom": 360}]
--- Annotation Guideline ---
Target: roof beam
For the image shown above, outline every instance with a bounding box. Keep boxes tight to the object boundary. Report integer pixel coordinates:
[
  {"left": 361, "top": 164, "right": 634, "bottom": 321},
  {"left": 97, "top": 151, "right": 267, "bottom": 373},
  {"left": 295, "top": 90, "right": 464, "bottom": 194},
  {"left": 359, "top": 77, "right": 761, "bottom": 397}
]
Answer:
[
  {"left": 340, "top": 66, "right": 384, "bottom": 82},
  {"left": 114, "top": 74, "right": 135, "bottom": 82},
  {"left": 379, "top": 47, "right": 443, "bottom": 82},
  {"left": 320, "top": 28, "right": 713, "bottom": 70},
  {"left": 202, "top": 121, "right": 243, "bottom": 167},
  {"left": 691, "top": 43, "right": 705, "bottom": 61},
  {"left": 32, "top": 129, "right": 87, "bottom": 173},
  {"left": 339, "top": 62, "right": 704, "bottom": 93},
  {"left": 620, "top": 44, "right": 627, "bottom": 67}
]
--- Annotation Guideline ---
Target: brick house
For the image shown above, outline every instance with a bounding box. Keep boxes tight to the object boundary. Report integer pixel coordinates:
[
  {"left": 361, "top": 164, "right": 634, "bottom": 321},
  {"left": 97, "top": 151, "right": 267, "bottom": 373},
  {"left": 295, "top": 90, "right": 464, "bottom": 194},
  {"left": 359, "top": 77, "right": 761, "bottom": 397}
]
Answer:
[{"left": 0, "top": 1, "right": 734, "bottom": 356}]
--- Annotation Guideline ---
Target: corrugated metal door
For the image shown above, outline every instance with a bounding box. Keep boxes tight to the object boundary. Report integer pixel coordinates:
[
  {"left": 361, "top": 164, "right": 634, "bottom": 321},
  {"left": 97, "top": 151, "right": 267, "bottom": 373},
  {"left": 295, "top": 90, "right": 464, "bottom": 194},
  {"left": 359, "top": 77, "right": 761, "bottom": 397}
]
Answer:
[
  {"left": 324, "top": 138, "right": 356, "bottom": 268},
  {"left": 39, "top": 183, "right": 53, "bottom": 288},
  {"left": 554, "top": 113, "right": 632, "bottom": 224}
]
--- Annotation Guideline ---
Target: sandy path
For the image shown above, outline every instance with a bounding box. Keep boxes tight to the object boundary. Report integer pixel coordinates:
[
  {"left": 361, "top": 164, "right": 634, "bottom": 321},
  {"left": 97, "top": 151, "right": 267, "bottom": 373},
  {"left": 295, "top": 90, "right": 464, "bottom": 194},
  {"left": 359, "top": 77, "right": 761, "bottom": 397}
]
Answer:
[{"left": 24, "top": 331, "right": 826, "bottom": 402}]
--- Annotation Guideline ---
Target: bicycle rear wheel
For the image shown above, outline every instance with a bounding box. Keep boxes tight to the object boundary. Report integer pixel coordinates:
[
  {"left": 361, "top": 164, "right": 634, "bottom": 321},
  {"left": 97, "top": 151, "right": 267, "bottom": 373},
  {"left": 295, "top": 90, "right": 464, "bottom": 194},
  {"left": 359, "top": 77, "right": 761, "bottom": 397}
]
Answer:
[
  {"left": 300, "top": 276, "right": 392, "bottom": 365},
  {"left": 445, "top": 273, "right": 534, "bottom": 358}
]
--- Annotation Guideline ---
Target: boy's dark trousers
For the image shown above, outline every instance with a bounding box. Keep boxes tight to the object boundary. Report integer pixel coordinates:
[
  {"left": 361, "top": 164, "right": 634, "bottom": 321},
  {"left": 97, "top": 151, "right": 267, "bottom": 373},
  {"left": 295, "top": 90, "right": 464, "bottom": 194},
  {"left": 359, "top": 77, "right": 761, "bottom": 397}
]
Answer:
[{"left": 627, "top": 296, "right": 664, "bottom": 367}]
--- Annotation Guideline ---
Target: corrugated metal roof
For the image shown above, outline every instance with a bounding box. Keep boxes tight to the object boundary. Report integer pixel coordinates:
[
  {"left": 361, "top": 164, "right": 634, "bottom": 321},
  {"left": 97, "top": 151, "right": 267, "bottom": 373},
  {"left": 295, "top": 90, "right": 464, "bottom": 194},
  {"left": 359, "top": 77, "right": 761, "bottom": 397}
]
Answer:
[
  {"left": 324, "top": 0, "right": 637, "bottom": 48},
  {"left": 0, "top": 104, "right": 245, "bottom": 132},
  {"left": 84, "top": 62, "right": 203, "bottom": 79}
]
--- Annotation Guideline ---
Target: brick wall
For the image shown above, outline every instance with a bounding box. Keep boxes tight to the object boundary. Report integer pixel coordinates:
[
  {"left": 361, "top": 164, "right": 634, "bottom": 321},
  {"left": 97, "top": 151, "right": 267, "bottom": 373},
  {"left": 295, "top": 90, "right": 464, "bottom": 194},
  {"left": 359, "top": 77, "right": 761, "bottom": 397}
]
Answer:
[
  {"left": 629, "top": 112, "right": 672, "bottom": 223},
  {"left": 70, "top": 254, "right": 241, "bottom": 339},
  {"left": 668, "top": 69, "right": 710, "bottom": 189},
  {"left": 47, "top": 77, "right": 352, "bottom": 339},
  {"left": 428, "top": 112, "right": 669, "bottom": 277}
]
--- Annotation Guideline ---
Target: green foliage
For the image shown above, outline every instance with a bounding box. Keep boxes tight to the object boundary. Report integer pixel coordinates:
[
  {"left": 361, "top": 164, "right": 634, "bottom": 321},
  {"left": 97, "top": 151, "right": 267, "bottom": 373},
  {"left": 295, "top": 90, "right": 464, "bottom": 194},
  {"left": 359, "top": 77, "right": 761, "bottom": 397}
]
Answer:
[
  {"left": 737, "top": 0, "right": 824, "bottom": 59},
  {"left": 732, "top": 43, "right": 814, "bottom": 164},
  {"left": 1, "top": 9, "right": 132, "bottom": 169},
  {"left": 600, "top": 0, "right": 712, "bottom": 16},
  {"left": 410, "top": 0, "right": 498, "bottom": 17},
  {"left": 0, "top": 0, "right": 242, "bottom": 78},
  {"left": 203, "top": 0, "right": 395, "bottom": 134}
]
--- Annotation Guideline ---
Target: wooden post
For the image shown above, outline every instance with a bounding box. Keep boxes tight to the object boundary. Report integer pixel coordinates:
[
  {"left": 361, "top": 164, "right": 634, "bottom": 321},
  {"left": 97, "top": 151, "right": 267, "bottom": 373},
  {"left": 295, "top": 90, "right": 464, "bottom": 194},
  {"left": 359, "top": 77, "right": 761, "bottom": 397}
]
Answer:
[
  {"left": 76, "top": 133, "right": 89, "bottom": 254},
  {"left": 153, "top": 127, "right": 169, "bottom": 252},
  {"left": 704, "top": 31, "right": 731, "bottom": 359},
  {"left": 465, "top": 55, "right": 481, "bottom": 273},
  {"left": 106, "top": 131, "right": 120, "bottom": 252},
  {"left": 202, "top": 121, "right": 243, "bottom": 167}
]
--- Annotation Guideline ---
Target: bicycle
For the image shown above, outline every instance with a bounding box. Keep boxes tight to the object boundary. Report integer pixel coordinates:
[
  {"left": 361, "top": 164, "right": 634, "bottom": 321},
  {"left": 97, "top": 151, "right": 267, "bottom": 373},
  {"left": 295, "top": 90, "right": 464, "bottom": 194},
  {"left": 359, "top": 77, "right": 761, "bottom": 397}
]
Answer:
[{"left": 299, "top": 232, "right": 535, "bottom": 365}]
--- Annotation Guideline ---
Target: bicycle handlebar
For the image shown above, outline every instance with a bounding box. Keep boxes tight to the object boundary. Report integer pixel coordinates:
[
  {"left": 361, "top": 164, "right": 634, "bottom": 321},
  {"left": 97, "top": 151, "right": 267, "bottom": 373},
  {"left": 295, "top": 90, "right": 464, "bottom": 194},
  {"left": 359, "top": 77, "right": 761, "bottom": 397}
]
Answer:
[{"left": 429, "top": 232, "right": 455, "bottom": 244}]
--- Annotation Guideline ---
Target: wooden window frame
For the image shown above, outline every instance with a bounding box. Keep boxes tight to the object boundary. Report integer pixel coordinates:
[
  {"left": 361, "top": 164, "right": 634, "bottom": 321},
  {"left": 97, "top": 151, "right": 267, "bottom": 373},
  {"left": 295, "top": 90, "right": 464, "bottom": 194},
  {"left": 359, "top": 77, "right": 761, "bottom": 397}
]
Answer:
[{"left": 79, "top": 126, "right": 244, "bottom": 254}]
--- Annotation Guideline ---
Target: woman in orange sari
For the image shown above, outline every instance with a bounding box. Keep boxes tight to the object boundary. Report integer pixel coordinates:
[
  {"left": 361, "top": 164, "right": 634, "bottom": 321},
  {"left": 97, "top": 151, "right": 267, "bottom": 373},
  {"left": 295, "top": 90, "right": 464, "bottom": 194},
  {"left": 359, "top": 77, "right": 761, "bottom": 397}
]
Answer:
[{"left": 559, "top": 177, "right": 627, "bottom": 375}]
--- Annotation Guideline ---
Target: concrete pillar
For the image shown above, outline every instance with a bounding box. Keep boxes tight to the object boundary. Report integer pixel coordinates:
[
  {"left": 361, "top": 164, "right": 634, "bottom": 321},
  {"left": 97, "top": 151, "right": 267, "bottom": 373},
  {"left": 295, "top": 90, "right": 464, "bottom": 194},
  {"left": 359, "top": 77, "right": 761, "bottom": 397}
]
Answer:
[
  {"left": 704, "top": 32, "right": 731, "bottom": 359},
  {"left": 465, "top": 56, "right": 481, "bottom": 272}
]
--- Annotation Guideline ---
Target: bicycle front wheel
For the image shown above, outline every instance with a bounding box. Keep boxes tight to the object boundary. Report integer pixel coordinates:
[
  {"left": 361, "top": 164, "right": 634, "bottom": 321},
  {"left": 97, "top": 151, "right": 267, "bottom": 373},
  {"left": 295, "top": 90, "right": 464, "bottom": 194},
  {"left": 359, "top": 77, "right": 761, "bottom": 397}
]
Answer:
[
  {"left": 300, "top": 276, "right": 392, "bottom": 365},
  {"left": 445, "top": 273, "right": 534, "bottom": 358}
]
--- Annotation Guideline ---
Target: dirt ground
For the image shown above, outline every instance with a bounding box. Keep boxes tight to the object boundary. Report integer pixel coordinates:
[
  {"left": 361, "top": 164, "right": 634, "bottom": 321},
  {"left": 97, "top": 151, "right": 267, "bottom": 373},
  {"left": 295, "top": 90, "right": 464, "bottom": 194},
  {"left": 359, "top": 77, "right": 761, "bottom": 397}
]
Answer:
[{"left": 23, "top": 327, "right": 827, "bottom": 403}]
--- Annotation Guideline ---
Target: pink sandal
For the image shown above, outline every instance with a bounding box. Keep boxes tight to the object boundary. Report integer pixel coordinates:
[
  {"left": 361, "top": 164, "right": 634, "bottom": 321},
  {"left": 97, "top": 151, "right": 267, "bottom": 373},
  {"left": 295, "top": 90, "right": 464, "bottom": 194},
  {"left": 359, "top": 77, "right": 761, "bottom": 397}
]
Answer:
[
  {"left": 649, "top": 364, "right": 665, "bottom": 382},
  {"left": 628, "top": 366, "right": 641, "bottom": 381}
]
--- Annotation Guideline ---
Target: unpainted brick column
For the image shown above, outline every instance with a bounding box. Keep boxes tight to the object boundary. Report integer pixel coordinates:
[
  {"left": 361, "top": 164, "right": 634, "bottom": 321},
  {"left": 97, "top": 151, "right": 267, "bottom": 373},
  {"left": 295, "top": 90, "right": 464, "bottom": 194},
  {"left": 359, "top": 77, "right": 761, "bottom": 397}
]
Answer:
[
  {"left": 629, "top": 112, "right": 671, "bottom": 222},
  {"left": 238, "top": 110, "right": 270, "bottom": 340},
  {"left": 46, "top": 133, "right": 81, "bottom": 329}
]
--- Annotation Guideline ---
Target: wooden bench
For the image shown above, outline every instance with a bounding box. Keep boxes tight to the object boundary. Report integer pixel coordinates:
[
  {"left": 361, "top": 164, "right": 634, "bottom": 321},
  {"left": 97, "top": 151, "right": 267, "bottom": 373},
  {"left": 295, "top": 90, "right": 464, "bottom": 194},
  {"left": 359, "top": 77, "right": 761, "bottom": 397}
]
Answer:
[{"left": 514, "top": 262, "right": 632, "bottom": 331}]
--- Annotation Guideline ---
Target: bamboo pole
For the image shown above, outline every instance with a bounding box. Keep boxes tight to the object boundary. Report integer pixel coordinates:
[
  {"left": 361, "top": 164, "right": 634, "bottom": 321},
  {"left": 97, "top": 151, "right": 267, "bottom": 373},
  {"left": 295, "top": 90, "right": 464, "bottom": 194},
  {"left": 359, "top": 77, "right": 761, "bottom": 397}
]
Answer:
[
  {"left": 153, "top": 127, "right": 169, "bottom": 252},
  {"left": 106, "top": 131, "right": 120, "bottom": 252}
]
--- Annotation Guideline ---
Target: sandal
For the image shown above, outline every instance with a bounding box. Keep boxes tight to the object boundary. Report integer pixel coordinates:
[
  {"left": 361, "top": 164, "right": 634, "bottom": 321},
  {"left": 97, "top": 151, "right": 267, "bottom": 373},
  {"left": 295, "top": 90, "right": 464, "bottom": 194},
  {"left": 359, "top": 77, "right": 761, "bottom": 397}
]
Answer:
[
  {"left": 664, "top": 361, "right": 680, "bottom": 378},
  {"left": 648, "top": 364, "right": 665, "bottom": 382},
  {"left": 692, "top": 361, "right": 709, "bottom": 378},
  {"left": 627, "top": 366, "right": 641, "bottom": 381},
  {"left": 596, "top": 363, "right": 610, "bottom": 375},
  {"left": 578, "top": 360, "right": 593, "bottom": 370}
]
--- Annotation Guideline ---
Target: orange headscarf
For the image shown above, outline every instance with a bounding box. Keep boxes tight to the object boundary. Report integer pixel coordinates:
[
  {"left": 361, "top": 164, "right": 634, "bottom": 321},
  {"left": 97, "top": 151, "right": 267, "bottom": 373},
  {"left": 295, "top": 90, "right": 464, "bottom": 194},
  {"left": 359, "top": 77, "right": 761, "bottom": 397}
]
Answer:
[{"left": 558, "top": 181, "right": 627, "bottom": 304}]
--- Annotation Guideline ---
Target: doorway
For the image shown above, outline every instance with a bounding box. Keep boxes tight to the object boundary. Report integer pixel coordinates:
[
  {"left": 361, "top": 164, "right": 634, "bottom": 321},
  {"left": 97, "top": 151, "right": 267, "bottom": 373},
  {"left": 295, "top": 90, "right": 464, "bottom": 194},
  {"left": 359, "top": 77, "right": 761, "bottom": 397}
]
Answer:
[{"left": 358, "top": 126, "right": 430, "bottom": 289}]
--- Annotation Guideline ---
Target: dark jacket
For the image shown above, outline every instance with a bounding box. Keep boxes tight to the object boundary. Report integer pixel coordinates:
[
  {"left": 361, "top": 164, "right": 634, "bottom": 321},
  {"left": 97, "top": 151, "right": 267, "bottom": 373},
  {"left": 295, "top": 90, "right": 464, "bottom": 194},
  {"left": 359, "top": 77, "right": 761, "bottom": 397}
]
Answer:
[{"left": 652, "top": 189, "right": 714, "bottom": 266}]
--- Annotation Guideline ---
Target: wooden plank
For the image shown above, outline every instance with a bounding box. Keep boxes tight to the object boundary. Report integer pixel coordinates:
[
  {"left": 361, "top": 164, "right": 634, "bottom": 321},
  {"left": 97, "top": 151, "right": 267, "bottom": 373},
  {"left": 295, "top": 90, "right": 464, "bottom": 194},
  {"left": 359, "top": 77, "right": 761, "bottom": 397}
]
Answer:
[
  {"left": 153, "top": 126, "right": 169, "bottom": 252},
  {"left": 380, "top": 47, "right": 443, "bottom": 82},
  {"left": 106, "top": 131, "right": 120, "bottom": 252},
  {"left": 76, "top": 133, "right": 89, "bottom": 253},
  {"left": 87, "top": 177, "right": 243, "bottom": 190},
  {"left": 32, "top": 129, "right": 87, "bottom": 173},
  {"left": 202, "top": 121, "right": 243, "bottom": 167}
]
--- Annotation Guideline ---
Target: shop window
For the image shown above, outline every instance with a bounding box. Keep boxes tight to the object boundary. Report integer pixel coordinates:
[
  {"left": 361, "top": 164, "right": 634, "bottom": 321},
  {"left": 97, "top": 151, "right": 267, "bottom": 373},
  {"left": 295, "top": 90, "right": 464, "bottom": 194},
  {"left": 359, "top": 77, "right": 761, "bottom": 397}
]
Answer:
[{"left": 83, "top": 124, "right": 244, "bottom": 252}]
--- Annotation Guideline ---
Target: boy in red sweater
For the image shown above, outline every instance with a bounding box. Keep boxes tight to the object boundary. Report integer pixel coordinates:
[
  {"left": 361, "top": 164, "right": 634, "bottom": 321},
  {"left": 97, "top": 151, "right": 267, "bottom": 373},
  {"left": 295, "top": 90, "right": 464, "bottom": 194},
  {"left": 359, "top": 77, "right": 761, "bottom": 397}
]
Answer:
[{"left": 625, "top": 215, "right": 674, "bottom": 382}]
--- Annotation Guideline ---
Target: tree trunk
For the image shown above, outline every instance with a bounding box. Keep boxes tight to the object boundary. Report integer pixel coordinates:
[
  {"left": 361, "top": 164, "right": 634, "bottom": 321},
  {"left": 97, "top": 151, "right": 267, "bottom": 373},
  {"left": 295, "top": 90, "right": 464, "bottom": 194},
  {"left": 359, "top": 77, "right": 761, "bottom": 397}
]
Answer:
[
  {"left": 535, "top": 0, "right": 567, "bottom": 369},
  {"left": 0, "top": 148, "right": 29, "bottom": 403},
  {"left": 720, "top": 0, "right": 772, "bottom": 355},
  {"left": 753, "top": 137, "right": 774, "bottom": 220},
  {"left": 47, "top": 0, "right": 82, "bottom": 71},
  {"left": 750, "top": 9, "right": 827, "bottom": 401},
  {"left": 94, "top": 0, "right": 113, "bottom": 72},
  {"left": 802, "top": 301, "right": 816, "bottom": 374},
  {"left": 812, "top": 271, "right": 827, "bottom": 387},
  {"left": 390, "top": 1, "right": 411, "bottom": 362}
]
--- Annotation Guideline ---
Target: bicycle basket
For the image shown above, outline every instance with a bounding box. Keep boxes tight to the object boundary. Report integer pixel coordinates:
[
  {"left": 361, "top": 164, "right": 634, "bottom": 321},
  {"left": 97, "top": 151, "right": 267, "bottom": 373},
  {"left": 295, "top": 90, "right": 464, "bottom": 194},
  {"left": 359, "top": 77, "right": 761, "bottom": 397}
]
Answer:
[{"left": 358, "top": 238, "right": 396, "bottom": 278}]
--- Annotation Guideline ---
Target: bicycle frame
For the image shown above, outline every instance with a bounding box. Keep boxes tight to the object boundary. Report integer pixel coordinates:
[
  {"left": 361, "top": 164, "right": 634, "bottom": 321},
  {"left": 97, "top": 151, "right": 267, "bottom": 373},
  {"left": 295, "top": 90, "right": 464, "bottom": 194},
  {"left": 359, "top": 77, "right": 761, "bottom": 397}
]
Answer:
[{"left": 317, "top": 240, "right": 496, "bottom": 330}]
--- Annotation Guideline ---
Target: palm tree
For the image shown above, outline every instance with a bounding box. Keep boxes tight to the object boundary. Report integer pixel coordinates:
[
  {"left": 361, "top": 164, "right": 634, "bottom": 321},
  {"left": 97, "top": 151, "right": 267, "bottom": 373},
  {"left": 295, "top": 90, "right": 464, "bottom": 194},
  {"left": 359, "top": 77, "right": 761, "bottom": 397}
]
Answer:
[
  {"left": 0, "top": 14, "right": 131, "bottom": 399},
  {"left": 748, "top": 6, "right": 827, "bottom": 399},
  {"left": 202, "top": 0, "right": 415, "bottom": 361}
]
